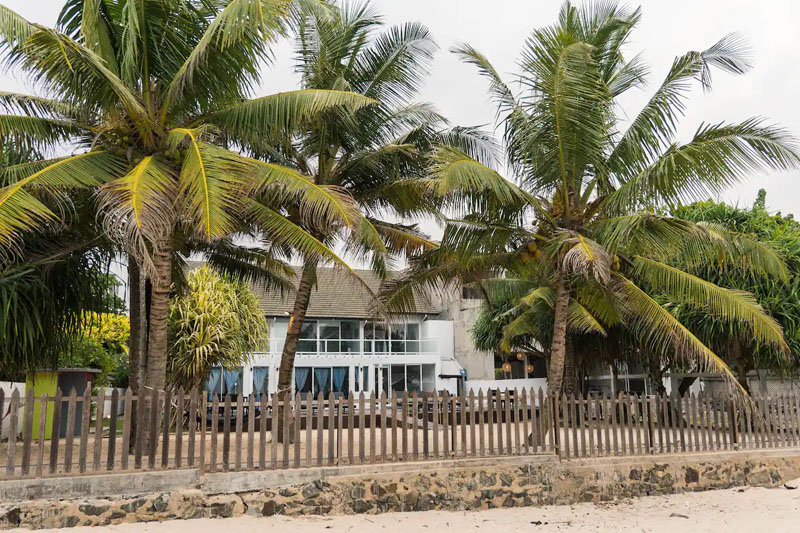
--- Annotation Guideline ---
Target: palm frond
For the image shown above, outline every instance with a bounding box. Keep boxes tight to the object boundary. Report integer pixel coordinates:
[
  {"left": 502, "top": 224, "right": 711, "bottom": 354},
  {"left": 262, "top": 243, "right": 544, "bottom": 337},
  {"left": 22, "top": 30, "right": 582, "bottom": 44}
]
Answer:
[
  {"left": 208, "top": 89, "right": 376, "bottom": 142},
  {"left": 163, "top": 0, "right": 292, "bottom": 116},
  {"left": 608, "top": 33, "right": 752, "bottom": 178},
  {"left": 611, "top": 272, "right": 744, "bottom": 391},
  {"left": 632, "top": 256, "right": 788, "bottom": 352},
  {"left": 0, "top": 151, "right": 126, "bottom": 255},
  {"left": 97, "top": 155, "right": 177, "bottom": 270},
  {"left": 604, "top": 119, "right": 800, "bottom": 213}
]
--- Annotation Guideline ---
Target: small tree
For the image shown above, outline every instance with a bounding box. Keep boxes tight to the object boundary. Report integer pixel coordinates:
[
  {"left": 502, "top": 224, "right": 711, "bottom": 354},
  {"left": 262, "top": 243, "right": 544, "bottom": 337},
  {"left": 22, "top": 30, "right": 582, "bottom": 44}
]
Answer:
[{"left": 167, "top": 267, "right": 268, "bottom": 392}]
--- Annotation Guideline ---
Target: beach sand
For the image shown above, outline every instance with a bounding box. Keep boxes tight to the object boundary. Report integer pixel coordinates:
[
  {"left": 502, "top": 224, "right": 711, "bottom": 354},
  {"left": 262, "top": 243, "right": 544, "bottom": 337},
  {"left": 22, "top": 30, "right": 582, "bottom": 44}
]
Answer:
[{"left": 18, "top": 485, "right": 800, "bottom": 532}]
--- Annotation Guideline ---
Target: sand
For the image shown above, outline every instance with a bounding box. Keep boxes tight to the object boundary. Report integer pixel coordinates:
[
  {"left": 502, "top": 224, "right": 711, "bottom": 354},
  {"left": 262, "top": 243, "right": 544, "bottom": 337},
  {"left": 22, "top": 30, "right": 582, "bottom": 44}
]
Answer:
[{"left": 19, "top": 485, "right": 800, "bottom": 533}]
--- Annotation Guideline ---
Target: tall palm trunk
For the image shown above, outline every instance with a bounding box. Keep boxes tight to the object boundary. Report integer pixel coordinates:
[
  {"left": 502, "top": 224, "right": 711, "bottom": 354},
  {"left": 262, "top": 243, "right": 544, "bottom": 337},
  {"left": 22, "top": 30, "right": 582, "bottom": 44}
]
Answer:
[
  {"left": 548, "top": 271, "right": 570, "bottom": 396},
  {"left": 128, "top": 259, "right": 145, "bottom": 394},
  {"left": 142, "top": 237, "right": 173, "bottom": 447},
  {"left": 127, "top": 259, "right": 146, "bottom": 453},
  {"left": 276, "top": 259, "right": 317, "bottom": 442}
]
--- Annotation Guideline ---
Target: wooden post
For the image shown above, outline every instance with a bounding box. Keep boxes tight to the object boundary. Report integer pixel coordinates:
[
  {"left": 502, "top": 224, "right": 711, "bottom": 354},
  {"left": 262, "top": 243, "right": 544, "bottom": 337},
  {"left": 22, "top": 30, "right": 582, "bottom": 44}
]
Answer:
[
  {"left": 248, "top": 394, "right": 256, "bottom": 470},
  {"left": 327, "top": 393, "right": 335, "bottom": 466},
  {"left": 21, "top": 387, "right": 34, "bottom": 476},
  {"left": 577, "top": 393, "right": 586, "bottom": 457},
  {"left": 411, "top": 392, "right": 419, "bottom": 461},
  {"left": 495, "top": 390, "right": 504, "bottom": 455},
  {"left": 77, "top": 385, "right": 91, "bottom": 474},
  {"left": 305, "top": 394, "right": 312, "bottom": 467},
  {"left": 441, "top": 391, "right": 449, "bottom": 457},
  {"left": 94, "top": 388, "right": 106, "bottom": 471},
  {"left": 187, "top": 389, "right": 197, "bottom": 468},
  {"left": 431, "top": 391, "right": 440, "bottom": 458},
  {"left": 107, "top": 389, "right": 119, "bottom": 471},
  {"left": 293, "top": 393, "right": 302, "bottom": 468},
  {"left": 380, "top": 391, "right": 388, "bottom": 461},
  {"left": 477, "top": 390, "right": 486, "bottom": 456},
  {"left": 359, "top": 392, "right": 366, "bottom": 464},
  {"left": 147, "top": 388, "right": 159, "bottom": 470},
  {"left": 175, "top": 390, "right": 184, "bottom": 469},
  {"left": 210, "top": 394, "right": 219, "bottom": 472},
  {"left": 6, "top": 389, "right": 20, "bottom": 476},
  {"left": 36, "top": 393, "right": 48, "bottom": 477},
  {"left": 316, "top": 392, "right": 324, "bottom": 466},
  {"left": 400, "top": 392, "right": 408, "bottom": 462},
  {"left": 64, "top": 388, "right": 77, "bottom": 473},
  {"left": 485, "top": 390, "right": 493, "bottom": 455},
  {"left": 505, "top": 389, "right": 514, "bottom": 456},
  {"left": 520, "top": 389, "right": 529, "bottom": 455},
  {"left": 259, "top": 393, "right": 267, "bottom": 469},
  {"left": 369, "top": 391, "right": 377, "bottom": 463},
  {"left": 199, "top": 394, "right": 207, "bottom": 474},
  {"left": 161, "top": 389, "right": 171, "bottom": 469},
  {"left": 347, "top": 393, "right": 355, "bottom": 464},
  {"left": 235, "top": 393, "right": 244, "bottom": 471},
  {"left": 422, "top": 392, "right": 430, "bottom": 459},
  {"left": 121, "top": 389, "right": 132, "bottom": 471}
]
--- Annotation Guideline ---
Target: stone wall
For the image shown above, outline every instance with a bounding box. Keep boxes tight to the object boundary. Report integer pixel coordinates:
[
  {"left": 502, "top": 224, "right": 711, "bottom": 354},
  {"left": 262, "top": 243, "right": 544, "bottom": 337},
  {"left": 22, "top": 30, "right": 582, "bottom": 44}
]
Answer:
[{"left": 2, "top": 451, "right": 800, "bottom": 529}]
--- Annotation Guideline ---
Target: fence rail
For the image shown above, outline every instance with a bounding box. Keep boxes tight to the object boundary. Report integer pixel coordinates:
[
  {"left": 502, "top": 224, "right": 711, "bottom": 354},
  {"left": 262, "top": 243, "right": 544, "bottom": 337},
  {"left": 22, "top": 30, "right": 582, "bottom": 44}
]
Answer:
[{"left": 0, "top": 387, "right": 798, "bottom": 480}]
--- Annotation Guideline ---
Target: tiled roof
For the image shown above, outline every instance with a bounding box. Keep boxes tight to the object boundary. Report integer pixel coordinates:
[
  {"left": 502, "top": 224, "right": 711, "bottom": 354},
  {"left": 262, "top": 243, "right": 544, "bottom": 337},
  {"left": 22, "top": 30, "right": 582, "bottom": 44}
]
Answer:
[
  {"left": 252, "top": 266, "right": 440, "bottom": 319},
  {"left": 188, "top": 262, "right": 439, "bottom": 319}
]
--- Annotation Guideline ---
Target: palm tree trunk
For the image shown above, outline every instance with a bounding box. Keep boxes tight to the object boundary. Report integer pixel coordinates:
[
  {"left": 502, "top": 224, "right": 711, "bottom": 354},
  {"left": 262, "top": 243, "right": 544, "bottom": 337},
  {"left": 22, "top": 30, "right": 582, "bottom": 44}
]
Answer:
[
  {"left": 127, "top": 258, "right": 145, "bottom": 453},
  {"left": 142, "top": 237, "right": 173, "bottom": 447},
  {"left": 128, "top": 258, "right": 145, "bottom": 394},
  {"left": 548, "top": 271, "right": 570, "bottom": 396},
  {"left": 276, "top": 259, "right": 317, "bottom": 442}
]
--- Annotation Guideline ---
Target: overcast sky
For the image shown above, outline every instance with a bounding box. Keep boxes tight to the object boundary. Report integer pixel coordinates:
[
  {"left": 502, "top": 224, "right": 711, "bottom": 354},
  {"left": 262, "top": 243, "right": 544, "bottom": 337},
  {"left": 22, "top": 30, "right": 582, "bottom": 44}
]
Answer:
[{"left": 4, "top": 0, "right": 800, "bottom": 223}]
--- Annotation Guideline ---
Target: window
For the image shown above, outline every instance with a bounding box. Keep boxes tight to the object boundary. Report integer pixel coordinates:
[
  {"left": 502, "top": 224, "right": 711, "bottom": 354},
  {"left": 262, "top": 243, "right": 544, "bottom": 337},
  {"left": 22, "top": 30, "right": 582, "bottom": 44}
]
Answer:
[
  {"left": 298, "top": 321, "right": 317, "bottom": 352},
  {"left": 341, "top": 320, "right": 360, "bottom": 353},
  {"left": 320, "top": 323, "right": 340, "bottom": 353},
  {"left": 377, "top": 364, "right": 425, "bottom": 394},
  {"left": 354, "top": 366, "right": 369, "bottom": 393},
  {"left": 295, "top": 367, "right": 312, "bottom": 395},
  {"left": 365, "top": 322, "right": 389, "bottom": 353},
  {"left": 253, "top": 367, "right": 269, "bottom": 398}
]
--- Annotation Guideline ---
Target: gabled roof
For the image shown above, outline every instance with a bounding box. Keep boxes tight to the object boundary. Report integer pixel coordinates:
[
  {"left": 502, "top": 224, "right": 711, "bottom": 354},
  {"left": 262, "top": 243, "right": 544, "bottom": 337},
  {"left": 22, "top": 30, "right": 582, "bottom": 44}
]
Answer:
[
  {"left": 187, "top": 262, "right": 439, "bottom": 319},
  {"left": 251, "top": 266, "right": 440, "bottom": 319}
]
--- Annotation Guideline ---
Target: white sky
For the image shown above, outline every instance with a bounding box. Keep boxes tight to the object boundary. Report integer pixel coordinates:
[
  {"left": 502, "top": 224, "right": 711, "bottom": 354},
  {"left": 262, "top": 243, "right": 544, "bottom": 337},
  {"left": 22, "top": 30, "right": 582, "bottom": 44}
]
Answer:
[{"left": 4, "top": 0, "right": 800, "bottom": 222}]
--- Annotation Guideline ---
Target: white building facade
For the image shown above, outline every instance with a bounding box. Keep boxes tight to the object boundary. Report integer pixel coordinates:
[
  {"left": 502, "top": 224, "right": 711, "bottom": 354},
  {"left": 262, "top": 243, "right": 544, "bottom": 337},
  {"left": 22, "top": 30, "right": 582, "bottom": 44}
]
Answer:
[{"left": 202, "top": 266, "right": 495, "bottom": 398}]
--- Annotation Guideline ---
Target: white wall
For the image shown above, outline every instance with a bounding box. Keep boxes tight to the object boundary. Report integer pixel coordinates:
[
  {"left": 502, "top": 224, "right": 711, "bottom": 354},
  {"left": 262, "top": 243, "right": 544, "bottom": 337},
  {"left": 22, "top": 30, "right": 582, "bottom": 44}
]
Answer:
[{"left": 0, "top": 382, "right": 25, "bottom": 440}]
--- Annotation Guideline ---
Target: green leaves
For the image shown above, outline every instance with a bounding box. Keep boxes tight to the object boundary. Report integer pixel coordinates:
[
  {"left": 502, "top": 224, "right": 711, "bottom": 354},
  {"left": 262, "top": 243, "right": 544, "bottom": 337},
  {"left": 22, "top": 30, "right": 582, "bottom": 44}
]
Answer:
[
  {"left": 0, "top": 151, "right": 126, "bottom": 256},
  {"left": 632, "top": 256, "right": 788, "bottom": 352},
  {"left": 209, "top": 89, "right": 376, "bottom": 141}
]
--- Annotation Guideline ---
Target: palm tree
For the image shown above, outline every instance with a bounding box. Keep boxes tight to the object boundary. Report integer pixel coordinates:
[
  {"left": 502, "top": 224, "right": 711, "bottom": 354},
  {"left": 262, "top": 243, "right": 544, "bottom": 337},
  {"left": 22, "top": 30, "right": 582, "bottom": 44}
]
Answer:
[
  {"left": 237, "top": 2, "right": 456, "bottom": 402},
  {"left": 387, "top": 1, "right": 800, "bottom": 396},
  {"left": 0, "top": 0, "right": 377, "bottom": 399}
]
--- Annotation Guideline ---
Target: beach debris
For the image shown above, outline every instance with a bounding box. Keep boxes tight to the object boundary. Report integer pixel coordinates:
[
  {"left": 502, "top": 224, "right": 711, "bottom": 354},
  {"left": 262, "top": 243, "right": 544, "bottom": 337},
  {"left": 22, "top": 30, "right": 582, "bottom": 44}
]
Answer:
[
  {"left": 669, "top": 513, "right": 689, "bottom": 519},
  {"left": 784, "top": 478, "right": 800, "bottom": 490}
]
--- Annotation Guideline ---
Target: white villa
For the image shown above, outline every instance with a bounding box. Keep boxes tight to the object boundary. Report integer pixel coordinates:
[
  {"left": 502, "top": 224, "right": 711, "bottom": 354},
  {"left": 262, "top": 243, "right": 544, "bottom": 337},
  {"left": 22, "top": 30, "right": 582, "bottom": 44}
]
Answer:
[{"left": 202, "top": 266, "right": 547, "bottom": 399}]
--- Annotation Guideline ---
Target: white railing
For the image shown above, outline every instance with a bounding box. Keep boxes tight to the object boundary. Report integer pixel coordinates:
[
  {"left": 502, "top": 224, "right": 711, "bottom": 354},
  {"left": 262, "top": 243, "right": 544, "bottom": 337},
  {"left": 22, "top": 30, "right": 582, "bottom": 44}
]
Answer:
[{"left": 264, "top": 338, "right": 439, "bottom": 357}]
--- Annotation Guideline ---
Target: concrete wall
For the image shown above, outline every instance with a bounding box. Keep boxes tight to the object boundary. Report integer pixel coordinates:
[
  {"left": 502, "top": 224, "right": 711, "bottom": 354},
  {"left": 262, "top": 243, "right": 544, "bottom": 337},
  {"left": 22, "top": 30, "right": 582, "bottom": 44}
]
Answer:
[
  {"left": 2, "top": 449, "right": 799, "bottom": 529},
  {"left": 435, "top": 289, "right": 494, "bottom": 381}
]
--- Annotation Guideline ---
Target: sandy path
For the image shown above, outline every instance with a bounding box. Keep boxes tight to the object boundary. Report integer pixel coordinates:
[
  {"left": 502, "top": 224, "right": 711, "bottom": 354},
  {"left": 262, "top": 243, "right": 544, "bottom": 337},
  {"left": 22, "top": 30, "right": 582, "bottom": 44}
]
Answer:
[{"left": 19, "top": 486, "right": 800, "bottom": 533}]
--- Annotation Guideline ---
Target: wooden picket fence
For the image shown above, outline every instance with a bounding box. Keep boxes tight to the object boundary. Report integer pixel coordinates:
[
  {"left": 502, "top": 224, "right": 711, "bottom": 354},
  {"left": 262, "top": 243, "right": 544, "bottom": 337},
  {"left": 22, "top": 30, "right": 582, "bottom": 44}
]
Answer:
[{"left": 1, "top": 387, "right": 798, "bottom": 480}]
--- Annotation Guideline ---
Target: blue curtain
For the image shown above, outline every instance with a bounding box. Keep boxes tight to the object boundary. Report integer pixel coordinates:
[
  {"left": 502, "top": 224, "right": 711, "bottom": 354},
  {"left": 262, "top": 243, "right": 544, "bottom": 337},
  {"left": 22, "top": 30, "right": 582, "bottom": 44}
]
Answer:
[
  {"left": 223, "top": 369, "right": 241, "bottom": 395},
  {"left": 314, "top": 368, "right": 331, "bottom": 396},
  {"left": 333, "top": 367, "right": 347, "bottom": 393},
  {"left": 206, "top": 368, "right": 222, "bottom": 400},
  {"left": 253, "top": 367, "right": 269, "bottom": 399},
  {"left": 295, "top": 367, "right": 310, "bottom": 392}
]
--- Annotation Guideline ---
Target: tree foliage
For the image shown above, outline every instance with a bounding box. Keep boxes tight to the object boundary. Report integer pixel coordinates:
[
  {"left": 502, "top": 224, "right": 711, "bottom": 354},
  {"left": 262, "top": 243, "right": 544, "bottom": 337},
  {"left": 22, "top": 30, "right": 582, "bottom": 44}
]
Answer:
[
  {"left": 387, "top": 0, "right": 800, "bottom": 395},
  {"left": 669, "top": 191, "right": 800, "bottom": 380},
  {"left": 167, "top": 266, "right": 268, "bottom": 391}
]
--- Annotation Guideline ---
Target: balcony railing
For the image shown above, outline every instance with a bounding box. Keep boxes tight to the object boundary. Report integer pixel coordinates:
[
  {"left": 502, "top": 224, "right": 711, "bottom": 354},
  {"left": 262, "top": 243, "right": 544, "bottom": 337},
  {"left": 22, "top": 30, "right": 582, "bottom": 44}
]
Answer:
[{"left": 262, "top": 338, "right": 439, "bottom": 357}]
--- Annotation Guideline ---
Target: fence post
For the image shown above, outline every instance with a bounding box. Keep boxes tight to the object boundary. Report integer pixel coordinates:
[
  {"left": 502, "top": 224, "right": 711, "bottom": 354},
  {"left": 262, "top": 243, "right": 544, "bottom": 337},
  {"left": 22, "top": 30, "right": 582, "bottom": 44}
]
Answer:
[
  {"left": 21, "top": 387, "right": 34, "bottom": 476},
  {"left": 6, "top": 389, "right": 20, "bottom": 476}
]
